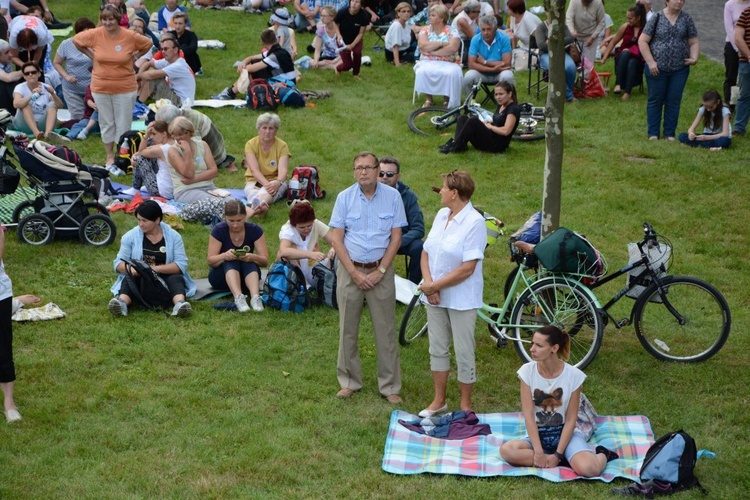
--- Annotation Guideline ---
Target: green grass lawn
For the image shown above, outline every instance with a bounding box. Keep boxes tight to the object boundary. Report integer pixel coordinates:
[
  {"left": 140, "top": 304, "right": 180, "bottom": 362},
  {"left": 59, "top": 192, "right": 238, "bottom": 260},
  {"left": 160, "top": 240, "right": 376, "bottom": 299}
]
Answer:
[{"left": 1, "top": 0, "right": 748, "bottom": 497}]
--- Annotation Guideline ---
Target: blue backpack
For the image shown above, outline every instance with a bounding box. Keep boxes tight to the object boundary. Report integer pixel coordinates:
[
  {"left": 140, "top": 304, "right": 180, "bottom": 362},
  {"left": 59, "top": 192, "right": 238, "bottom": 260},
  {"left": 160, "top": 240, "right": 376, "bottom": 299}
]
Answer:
[
  {"left": 262, "top": 259, "right": 308, "bottom": 312},
  {"left": 640, "top": 430, "right": 704, "bottom": 493}
]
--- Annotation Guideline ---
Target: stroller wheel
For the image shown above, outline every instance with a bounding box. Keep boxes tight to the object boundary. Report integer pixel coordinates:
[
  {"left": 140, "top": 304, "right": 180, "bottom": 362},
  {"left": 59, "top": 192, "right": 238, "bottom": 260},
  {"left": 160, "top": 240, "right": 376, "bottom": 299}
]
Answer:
[
  {"left": 17, "top": 213, "right": 55, "bottom": 245},
  {"left": 79, "top": 214, "right": 116, "bottom": 246},
  {"left": 12, "top": 200, "right": 36, "bottom": 223}
]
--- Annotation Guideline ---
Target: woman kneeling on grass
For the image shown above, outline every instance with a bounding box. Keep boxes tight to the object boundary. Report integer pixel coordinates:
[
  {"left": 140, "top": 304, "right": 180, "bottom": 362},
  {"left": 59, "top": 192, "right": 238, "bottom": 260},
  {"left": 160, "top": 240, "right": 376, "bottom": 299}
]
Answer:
[
  {"left": 109, "top": 200, "right": 195, "bottom": 318},
  {"left": 500, "top": 325, "right": 618, "bottom": 476},
  {"left": 206, "top": 199, "right": 269, "bottom": 313}
]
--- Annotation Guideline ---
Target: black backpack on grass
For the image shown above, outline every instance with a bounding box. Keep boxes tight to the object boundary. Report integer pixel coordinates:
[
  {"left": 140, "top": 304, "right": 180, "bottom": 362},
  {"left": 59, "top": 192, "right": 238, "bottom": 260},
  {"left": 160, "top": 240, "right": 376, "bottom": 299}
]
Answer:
[
  {"left": 122, "top": 259, "right": 171, "bottom": 310},
  {"left": 639, "top": 430, "right": 706, "bottom": 495},
  {"left": 246, "top": 79, "right": 278, "bottom": 111}
]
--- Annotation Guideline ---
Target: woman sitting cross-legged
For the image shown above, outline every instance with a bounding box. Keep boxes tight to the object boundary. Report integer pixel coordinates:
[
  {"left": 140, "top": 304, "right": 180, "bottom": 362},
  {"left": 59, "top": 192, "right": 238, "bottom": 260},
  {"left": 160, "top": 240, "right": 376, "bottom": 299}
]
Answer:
[
  {"left": 413, "top": 3, "right": 462, "bottom": 108},
  {"left": 11, "top": 62, "right": 64, "bottom": 140},
  {"left": 311, "top": 6, "right": 344, "bottom": 71},
  {"left": 109, "top": 200, "right": 195, "bottom": 317},
  {"left": 439, "top": 81, "right": 520, "bottom": 154},
  {"left": 243, "top": 112, "right": 290, "bottom": 218},
  {"left": 129, "top": 120, "right": 175, "bottom": 199},
  {"left": 500, "top": 326, "right": 619, "bottom": 476},
  {"left": 207, "top": 199, "right": 269, "bottom": 313},
  {"left": 277, "top": 200, "right": 335, "bottom": 287}
]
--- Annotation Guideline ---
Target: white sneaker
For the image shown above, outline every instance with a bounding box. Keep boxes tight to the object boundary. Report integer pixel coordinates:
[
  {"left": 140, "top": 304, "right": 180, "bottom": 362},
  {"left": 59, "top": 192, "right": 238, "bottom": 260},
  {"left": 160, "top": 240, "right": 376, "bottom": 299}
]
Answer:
[
  {"left": 172, "top": 301, "right": 192, "bottom": 317},
  {"left": 108, "top": 298, "right": 128, "bottom": 316},
  {"left": 76, "top": 129, "right": 88, "bottom": 140},
  {"left": 250, "top": 295, "right": 264, "bottom": 312},
  {"left": 235, "top": 294, "right": 250, "bottom": 312},
  {"left": 106, "top": 165, "right": 126, "bottom": 177},
  {"left": 122, "top": 187, "right": 138, "bottom": 196}
]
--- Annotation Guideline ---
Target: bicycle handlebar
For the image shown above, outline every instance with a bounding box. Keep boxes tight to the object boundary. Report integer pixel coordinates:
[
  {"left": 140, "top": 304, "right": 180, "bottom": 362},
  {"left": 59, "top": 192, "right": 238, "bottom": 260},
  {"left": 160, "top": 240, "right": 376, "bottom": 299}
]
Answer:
[{"left": 642, "top": 222, "right": 658, "bottom": 249}]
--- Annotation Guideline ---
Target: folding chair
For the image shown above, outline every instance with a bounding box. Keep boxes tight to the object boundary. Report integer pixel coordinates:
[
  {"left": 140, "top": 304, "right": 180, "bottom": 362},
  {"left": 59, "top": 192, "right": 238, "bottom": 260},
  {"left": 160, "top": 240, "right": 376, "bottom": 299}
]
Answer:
[{"left": 526, "top": 35, "right": 548, "bottom": 98}]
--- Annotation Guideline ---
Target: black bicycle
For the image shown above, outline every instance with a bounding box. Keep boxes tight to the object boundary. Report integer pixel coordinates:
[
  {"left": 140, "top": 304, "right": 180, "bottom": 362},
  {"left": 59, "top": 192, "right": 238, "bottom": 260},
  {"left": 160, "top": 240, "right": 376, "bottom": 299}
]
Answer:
[{"left": 407, "top": 84, "right": 545, "bottom": 141}]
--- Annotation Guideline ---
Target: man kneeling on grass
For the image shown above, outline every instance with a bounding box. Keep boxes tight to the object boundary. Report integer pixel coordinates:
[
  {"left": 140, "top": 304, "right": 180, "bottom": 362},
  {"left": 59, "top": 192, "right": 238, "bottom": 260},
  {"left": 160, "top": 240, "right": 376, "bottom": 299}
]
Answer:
[{"left": 212, "top": 29, "right": 296, "bottom": 100}]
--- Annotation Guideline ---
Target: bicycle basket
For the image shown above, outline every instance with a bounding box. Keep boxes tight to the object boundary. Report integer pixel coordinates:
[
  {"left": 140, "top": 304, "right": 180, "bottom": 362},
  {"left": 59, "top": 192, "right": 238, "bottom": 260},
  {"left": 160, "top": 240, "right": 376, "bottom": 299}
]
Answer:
[{"left": 625, "top": 242, "right": 671, "bottom": 300}]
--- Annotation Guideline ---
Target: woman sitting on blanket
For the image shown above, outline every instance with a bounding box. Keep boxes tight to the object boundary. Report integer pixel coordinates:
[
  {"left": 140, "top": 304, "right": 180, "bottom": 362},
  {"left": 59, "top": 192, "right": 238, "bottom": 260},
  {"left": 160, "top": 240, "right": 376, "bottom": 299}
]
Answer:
[
  {"left": 129, "top": 120, "right": 175, "bottom": 199},
  {"left": 167, "top": 116, "right": 220, "bottom": 203},
  {"left": 500, "top": 326, "right": 618, "bottom": 477},
  {"left": 243, "top": 112, "right": 290, "bottom": 218},
  {"left": 206, "top": 199, "right": 268, "bottom": 313},
  {"left": 277, "top": 200, "right": 335, "bottom": 286}
]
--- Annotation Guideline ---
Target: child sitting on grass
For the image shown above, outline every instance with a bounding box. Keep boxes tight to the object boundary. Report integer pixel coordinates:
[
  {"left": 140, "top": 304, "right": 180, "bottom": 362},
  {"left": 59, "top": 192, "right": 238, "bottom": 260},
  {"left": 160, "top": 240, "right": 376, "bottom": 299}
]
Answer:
[
  {"left": 67, "top": 85, "right": 99, "bottom": 140},
  {"left": 678, "top": 89, "right": 732, "bottom": 151}
]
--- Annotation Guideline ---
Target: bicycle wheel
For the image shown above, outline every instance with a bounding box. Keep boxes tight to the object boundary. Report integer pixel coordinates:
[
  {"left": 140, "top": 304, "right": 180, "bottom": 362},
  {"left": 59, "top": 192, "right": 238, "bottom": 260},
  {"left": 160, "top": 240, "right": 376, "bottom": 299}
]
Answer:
[
  {"left": 510, "top": 278, "right": 603, "bottom": 370},
  {"left": 512, "top": 117, "right": 545, "bottom": 142},
  {"left": 407, "top": 106, "right": 459, "bottom": 138},
  {"left": 633, "top": 276, "right": 731, "bottom": 362},
  {"left": 399, "top": 293, "right": 429, "bottom": 345}
]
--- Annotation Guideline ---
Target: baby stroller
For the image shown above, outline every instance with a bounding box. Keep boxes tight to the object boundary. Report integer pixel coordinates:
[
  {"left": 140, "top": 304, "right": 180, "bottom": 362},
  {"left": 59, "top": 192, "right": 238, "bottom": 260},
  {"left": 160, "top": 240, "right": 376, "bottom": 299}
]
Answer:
[{"left": 0, "top": 121, "right": 116, "bottom": 246}]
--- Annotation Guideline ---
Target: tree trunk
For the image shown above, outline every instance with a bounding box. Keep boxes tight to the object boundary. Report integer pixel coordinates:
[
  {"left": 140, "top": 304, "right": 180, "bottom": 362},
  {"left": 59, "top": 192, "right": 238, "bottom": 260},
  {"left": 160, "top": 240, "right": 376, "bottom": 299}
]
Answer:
[{"left": 541, "top": 0, "right": 567, "bottom": 237}]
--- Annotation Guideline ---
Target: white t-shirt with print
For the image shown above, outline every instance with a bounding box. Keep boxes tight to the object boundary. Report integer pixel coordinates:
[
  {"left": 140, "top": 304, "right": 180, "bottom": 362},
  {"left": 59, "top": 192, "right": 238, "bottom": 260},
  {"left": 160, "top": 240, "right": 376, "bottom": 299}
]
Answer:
[{"left": 517, "top": 361, "right": 586, "bottom": 452}]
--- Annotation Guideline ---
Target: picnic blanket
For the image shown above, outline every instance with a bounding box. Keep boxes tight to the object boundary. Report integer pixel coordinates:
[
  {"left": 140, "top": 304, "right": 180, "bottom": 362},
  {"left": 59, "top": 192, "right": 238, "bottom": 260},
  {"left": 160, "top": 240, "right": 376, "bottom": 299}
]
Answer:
[
  {"left": 0, "top": 187, "right": 35, "bottom": 225},
  {"left": 109, "top": 182, "right": 248, "bottom": 204},
  {"left": 382, "top": 410, "right": 653, "bottom": 483}
]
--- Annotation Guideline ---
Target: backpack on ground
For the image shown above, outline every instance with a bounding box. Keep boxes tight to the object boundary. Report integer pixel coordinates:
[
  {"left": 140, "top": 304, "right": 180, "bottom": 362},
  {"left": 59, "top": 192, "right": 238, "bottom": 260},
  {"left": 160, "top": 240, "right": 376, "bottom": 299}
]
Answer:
[
  {"left": 115, "top": 130, "right": 145, "bottom": 173},
  {"left": 534, "top": 227, "right": 605, "bottom": 280},
  {"left": 286, "top": 165, "right": 326, "bottom": 203},
  {"left": 122, "top": 259, "right": 172, "bottom": 310},
  {"left": 246, "top": 78, "right": 278, "bottom": 111},
  {"left": 311, "top": 259, "right": 337, "bottom": 309},
  {"left": 637, "top": 430, "right": 706, "bottom": 495},
  {"left": 262, "top": 259, "right": 307, "bottom": 312},
  {"left": 271, "top": 80, "right": 306, "bottom": 108}
]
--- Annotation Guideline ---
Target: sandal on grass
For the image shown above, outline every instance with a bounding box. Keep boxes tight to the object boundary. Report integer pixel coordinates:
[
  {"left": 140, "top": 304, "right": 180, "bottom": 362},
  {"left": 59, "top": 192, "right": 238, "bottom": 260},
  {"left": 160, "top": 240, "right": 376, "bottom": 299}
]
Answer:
[{"left": 422, "top": 99, "right": 433, "bottom": 107}]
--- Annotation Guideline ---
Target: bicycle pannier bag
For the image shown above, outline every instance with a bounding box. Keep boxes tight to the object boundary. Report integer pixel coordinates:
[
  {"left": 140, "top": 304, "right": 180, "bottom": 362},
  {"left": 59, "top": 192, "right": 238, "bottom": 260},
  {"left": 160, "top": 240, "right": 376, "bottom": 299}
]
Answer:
[{"left": 534, "top": 227, "right": 604, "bottom": 278}]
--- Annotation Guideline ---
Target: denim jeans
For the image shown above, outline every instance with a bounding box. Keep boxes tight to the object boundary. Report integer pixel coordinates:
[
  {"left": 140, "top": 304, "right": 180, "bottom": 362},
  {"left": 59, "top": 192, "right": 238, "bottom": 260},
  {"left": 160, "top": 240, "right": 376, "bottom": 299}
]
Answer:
[
  {"left": 734, "top": 62, "right": 750, "bottom": 134},
  {"left": 67, "top": 111, "right": 100, "bottom": 139},
  {"left": 540, "top": 52, "right": 576, "bottom": 101},
  {"left": 614, "top": 50, "right": 643, "bottom": 94},
  {"left": 644, "top": 65, "right": 690, "bottom": 138},
  {"left": 677, "top": 133, "right": 731, "bottom": 149}
]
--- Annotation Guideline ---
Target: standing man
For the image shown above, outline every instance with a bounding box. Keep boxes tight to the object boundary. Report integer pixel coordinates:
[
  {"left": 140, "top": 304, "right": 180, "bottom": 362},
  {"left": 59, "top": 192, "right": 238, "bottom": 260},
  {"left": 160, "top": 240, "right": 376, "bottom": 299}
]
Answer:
[
  {"left": 136, "top": 36, "right": 195, "bottom": 106},
  {"left": 734, "top": 5, "right": 750, "bottom": 135},
  {"left": 463, "top": 15, "right": 515, "bottom": 99},
  {"left": 329, "top": 152, "right": 407, "bottom": 404},
  {"left": 378, "top": 156, "right": 425, "bottom": 284}
]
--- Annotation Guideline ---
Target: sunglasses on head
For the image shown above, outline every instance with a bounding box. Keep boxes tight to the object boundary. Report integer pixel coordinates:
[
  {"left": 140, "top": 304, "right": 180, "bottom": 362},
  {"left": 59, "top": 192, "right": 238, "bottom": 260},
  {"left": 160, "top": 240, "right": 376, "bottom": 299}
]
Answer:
[{"left": 378, "top": 171, "right": 396, "bottom": 178}]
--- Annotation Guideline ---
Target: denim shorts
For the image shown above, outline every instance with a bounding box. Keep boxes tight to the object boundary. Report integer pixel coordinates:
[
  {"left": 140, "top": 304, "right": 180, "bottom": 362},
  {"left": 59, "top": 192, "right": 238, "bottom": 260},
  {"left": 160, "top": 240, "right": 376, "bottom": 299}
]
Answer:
[{"left": 521, "top": 428, "right": 593, "bottom": 460}]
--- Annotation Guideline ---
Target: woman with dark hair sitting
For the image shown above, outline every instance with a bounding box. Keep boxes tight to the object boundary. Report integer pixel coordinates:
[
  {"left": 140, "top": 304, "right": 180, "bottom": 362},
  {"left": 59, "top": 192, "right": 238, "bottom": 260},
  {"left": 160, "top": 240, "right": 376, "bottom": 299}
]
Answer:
[
  {"left": 206, "top": 199, "right": 269, "bottom": 313},
  {"left": 500, "top": 325, "right": 619, "bottom": 476},
  {"left": 277, "top": 200, "right": 336, "bottom": 286},
  {"left": 109, "top": 200, "right": 195, "bottom": 317},
  {"left": 439, "top": 80, "right": 520, "bottom": 154},
  {"left": 600, "top": 2, "right": 646, "bottom": 100},
  {"left": 12, "top": 61, "right": 63, "bottom": 139}
]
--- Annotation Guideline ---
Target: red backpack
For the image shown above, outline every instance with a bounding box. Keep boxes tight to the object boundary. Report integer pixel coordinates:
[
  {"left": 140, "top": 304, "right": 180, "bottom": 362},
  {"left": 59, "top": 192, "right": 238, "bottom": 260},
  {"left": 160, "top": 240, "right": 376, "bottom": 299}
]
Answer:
[
  {"left": 246, "top": 79, "right": 278, "bottom": 111},
  {"left": 287, "top": 165, "right": 325, "bottom": 203}
]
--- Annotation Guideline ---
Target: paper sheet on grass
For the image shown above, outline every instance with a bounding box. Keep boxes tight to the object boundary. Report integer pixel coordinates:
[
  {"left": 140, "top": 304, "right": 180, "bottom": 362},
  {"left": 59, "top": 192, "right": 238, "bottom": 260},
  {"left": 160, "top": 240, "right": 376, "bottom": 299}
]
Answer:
[
  {"left": 382, "top": 410, "right": 653, "bottom": 482},
  {"left": 192, "top": 99, "right": 247, "bottom": 108}
]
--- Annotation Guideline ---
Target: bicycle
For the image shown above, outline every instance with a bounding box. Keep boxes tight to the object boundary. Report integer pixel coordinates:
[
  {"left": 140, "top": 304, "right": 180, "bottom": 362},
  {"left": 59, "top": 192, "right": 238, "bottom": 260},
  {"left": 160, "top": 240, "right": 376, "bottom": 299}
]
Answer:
[
  {"left": 407, "top": 84, "right": 546, "bottom": 141},
  {"left": 399, "top": 248, "right": 604, "bottom": 370},
  {"left": 502, "top": 222, "right": 731, "bottom": 364}
]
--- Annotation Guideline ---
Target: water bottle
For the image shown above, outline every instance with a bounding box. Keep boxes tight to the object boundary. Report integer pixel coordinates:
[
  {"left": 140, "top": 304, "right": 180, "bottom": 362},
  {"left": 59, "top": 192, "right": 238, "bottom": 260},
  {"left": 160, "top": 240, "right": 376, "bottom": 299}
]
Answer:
[
  {"left": 289, "top": 173, "right": 300, "bottom": 190},
  {"left": 30, "top": 92, "right": 40, "bottom": 102}
]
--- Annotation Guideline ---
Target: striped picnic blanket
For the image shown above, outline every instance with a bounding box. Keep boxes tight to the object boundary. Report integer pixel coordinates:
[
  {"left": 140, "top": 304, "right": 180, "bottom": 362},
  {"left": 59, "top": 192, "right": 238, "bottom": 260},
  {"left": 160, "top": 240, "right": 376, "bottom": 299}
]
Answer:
[
  {"left": 382, "top": 410, "right": 653, "bottom": 482},
  {"left": 0, "top": 188, "right": 35, "bottom": 225}
]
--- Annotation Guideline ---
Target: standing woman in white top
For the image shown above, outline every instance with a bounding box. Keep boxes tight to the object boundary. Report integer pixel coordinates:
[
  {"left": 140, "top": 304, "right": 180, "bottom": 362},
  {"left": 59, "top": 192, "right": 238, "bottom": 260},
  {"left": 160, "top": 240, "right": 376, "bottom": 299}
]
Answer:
[
  {"left": 0, "top": 226, "right": 22, "bottom": 423},
  {"left": 417, "top": 170, "right": 486, "bottom": 418},
  {"left": 384, "top": 2, "right": 416, "bottom": 66}
]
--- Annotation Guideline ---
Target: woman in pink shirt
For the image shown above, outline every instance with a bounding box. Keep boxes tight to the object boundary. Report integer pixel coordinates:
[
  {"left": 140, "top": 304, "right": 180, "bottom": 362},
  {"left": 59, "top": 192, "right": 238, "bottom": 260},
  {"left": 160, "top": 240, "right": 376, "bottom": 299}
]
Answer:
[{"left": 724, "top": 0, "right": 750, "bottom": 105}]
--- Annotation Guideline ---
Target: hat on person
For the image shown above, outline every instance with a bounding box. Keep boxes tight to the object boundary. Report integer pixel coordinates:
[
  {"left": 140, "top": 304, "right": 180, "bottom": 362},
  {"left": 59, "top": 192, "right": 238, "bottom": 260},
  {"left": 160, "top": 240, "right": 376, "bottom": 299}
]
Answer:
[{"left": 270, "top": 8, "right": 290, "bottom": 26}]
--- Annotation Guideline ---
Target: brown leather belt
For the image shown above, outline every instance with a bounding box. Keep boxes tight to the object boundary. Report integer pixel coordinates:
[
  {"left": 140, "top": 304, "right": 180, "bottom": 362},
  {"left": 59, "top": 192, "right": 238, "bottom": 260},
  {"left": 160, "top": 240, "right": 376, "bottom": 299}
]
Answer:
[{"left": 351, "top": 260, "right": 380, "bottom": 269}]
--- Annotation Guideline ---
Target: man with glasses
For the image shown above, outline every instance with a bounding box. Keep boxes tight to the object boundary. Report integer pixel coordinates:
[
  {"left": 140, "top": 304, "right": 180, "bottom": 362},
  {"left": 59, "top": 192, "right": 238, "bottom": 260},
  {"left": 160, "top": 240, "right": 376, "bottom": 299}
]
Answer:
[
  {"left": 378, "top": 156, "right": 424, "bottom": 284},
  {"left": 329, "top": 152, "right": 407, "bottom": 404},
  {"left": 136, "top": 36, "right": 195, "bottom": 106},
  {"left": 463, "top": 14, "right": 514, "bottom": 98}
]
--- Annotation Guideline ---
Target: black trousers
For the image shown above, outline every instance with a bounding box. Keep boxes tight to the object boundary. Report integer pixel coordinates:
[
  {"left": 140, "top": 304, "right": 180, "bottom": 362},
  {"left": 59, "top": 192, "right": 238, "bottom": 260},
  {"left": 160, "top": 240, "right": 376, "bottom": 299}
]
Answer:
[
  {"left": 724, "top": 41, "right": 739, "bottom": 104},
  {"left": 0, "top": 297, "right": 15, "bottom": 383},
  {"left": 615, "top": 50, "right": 644, "bottom": 94},
  {"left": 118, "top": 273, "right": 186, "bottom": 309},
  {"left": 454, "top": 114, "right": 511, "bottom": 153}
]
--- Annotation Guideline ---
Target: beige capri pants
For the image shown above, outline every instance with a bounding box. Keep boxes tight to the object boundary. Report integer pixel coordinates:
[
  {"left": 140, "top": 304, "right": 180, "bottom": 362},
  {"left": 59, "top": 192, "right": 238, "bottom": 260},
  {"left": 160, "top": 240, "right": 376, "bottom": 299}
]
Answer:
[{"left": 426, "top": 304, "right": 477, "bottom": 384}]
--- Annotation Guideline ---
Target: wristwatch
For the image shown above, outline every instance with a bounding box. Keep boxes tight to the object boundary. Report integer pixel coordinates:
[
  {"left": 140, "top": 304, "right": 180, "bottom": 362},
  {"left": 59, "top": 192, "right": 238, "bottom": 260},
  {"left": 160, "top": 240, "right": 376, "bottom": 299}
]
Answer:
[
  {"left": 554, "top": 451, "right": 565, "bottom": 461},
  {"left": 378, "top": 266, "right": 386, "bottom": 274}
]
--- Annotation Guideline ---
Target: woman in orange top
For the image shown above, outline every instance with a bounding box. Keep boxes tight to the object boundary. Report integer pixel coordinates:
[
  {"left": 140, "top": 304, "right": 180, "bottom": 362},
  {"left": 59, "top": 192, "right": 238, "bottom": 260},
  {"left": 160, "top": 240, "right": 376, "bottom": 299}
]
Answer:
[{"left": 72, "top": 5, "right": 151, "bottom": 173}]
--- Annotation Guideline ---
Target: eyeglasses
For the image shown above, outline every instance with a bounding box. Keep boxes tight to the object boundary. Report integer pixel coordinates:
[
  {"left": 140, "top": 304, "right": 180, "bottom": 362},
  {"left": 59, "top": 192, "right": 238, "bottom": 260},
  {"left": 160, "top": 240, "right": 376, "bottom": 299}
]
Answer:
[
  {"left": 353, "top": 165, "right": 379, "bottom": 172},
  {"left": 160, "top": 45, "right": 175, "bottom": 51},
  {"left": 23, "top": 70, "right": 38, "bottom": 76},
  {"left": 378, "top": 171, "right": 397, "bottom": 178}
]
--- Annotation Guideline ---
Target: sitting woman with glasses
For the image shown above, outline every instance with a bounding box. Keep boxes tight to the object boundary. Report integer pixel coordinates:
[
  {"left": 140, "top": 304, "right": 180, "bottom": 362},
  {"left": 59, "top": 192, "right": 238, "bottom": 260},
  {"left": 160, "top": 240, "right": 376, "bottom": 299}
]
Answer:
[
  {"left": 414, "top": 3, "right": 462, "bottom": 108},
  {"left": 451, "top": 0, "right": 481, "bottom": 65},
  {"left": 12, "top": 62, "right": 63, "bottom": 139},
  {"left": 311, "top": 6, "right": 344, "bottom": 71},
  {"left": 439, "top": 80, "right": 520, "bottom": 154},
  {"left": 277, "top": 200, "right": 336, "bottom": 287},
  {"left": 384, "top": 3, "right": 416, "bottom": 66}
]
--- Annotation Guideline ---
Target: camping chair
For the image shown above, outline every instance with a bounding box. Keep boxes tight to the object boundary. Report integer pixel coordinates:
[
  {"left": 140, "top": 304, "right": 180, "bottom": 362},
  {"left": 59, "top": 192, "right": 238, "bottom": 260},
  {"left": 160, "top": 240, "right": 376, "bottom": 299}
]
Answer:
[{"left": 527, "top": 35, "right": 548, "bottom": 98}]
